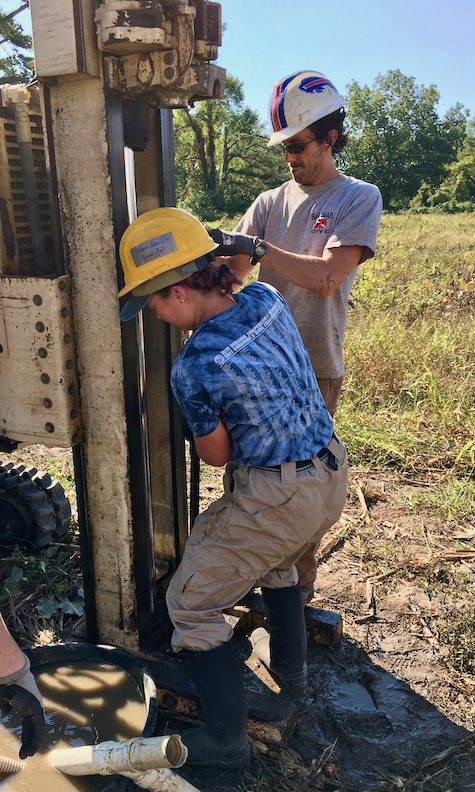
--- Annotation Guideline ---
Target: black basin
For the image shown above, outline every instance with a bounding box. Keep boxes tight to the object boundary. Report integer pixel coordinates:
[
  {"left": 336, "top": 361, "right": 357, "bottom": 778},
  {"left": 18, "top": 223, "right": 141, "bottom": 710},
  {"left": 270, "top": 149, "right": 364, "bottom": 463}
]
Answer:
[{"left": 26, "top": 642, "right": 158, "bottom": 792}]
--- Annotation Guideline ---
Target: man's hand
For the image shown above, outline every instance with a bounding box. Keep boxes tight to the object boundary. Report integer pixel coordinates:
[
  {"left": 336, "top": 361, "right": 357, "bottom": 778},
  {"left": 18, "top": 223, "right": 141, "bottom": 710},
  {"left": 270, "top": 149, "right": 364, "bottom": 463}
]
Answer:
[
  {"left": 0, "top": 654, "right": 45, "bottom": 759},
  {"left": 209, "top": 229, "right": 256, "bottom": 259}
]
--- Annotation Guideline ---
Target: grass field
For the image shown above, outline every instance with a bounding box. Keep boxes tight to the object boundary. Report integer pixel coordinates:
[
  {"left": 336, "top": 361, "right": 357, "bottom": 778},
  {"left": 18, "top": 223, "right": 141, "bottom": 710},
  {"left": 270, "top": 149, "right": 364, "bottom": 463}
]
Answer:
[{"left": 338, "top": 212, "right": 475, "bottom": 519}]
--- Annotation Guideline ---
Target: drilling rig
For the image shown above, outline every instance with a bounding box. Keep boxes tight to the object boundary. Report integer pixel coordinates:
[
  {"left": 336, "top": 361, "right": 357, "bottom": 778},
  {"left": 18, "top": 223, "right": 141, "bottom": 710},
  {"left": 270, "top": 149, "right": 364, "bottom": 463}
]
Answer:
[
  {"left": 0, "top": 0, "right": 227, "bottom": 649},
  {"left": 0, "top": 0, "right": 342, "bottom": 747}
]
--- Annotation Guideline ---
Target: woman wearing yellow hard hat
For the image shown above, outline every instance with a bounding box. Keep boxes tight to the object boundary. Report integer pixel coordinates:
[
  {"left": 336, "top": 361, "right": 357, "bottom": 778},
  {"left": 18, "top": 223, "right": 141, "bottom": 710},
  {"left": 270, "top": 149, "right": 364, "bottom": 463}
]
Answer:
[{"left": 118, "top": 207, "right": 348, "bottom": 770}]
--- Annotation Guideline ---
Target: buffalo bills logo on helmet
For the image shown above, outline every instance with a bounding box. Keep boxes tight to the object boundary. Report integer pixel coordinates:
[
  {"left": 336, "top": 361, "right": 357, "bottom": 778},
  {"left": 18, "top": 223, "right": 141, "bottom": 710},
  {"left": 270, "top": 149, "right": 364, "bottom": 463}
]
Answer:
[
  {"left": 299, "top": 76, "right": 338, "bottom": 95},
  {"left": 269, "top": 71, "right": 303, "bottom": 133}
]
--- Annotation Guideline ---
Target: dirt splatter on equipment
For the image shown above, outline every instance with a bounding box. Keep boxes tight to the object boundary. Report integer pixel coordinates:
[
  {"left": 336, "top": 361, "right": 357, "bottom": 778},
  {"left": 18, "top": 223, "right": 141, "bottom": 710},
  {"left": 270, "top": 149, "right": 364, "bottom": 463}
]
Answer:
[{"left": 0, "top": 1, "right": 346, "bottom": 769}]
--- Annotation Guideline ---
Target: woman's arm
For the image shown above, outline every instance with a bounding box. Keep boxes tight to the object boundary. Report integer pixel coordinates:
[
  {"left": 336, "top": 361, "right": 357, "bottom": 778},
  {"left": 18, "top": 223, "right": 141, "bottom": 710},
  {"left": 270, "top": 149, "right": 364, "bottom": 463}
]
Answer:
[{"left": 194, "top": 418, "right": 233, "bottom": 467}]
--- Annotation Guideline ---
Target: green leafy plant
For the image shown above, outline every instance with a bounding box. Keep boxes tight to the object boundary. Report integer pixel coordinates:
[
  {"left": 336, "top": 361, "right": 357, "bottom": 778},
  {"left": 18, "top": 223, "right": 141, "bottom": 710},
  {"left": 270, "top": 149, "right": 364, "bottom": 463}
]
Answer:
[
  {"left": 1, "top": 565, "right": 23, "bottom": 599},
  {"left": 36, "top": 589, "right": 84, "bottom": 620}
]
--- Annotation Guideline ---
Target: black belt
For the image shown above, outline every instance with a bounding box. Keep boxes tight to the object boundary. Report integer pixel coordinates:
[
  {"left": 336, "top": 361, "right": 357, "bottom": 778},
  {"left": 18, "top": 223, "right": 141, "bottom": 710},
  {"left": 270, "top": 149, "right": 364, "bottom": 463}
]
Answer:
[{"left": 254, "top": 445, "right": 339, "bottom": 473}]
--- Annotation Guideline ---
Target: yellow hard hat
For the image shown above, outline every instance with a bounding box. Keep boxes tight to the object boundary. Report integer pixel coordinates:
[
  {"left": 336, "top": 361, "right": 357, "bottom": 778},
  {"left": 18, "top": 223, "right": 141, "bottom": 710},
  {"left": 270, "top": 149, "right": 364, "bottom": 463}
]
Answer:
[{"left": 118, "top": 207, "right": 218, "bottom": 320}]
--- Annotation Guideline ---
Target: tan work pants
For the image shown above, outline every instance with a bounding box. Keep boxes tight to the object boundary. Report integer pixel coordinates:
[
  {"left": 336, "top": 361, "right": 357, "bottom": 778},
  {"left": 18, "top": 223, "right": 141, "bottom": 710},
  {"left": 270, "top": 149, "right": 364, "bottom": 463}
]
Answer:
[
  {"left": 166, "top": 435, "right": 347, "bottom": 652},
  {"left": 296, "top": 375, "right": 344, "bottom": 586}
]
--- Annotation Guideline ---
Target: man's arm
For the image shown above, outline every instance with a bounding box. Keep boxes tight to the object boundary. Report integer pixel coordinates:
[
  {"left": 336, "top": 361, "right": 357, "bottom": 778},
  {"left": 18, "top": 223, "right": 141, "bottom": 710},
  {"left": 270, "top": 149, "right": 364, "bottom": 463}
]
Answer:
[
  {"left": 0, "top": 616, "right": 26, "bottom": 675},
  {"left": 0, "top": 616, "right": 45, "bottom": 759},
  {"left": 194, "top": 418, "right": 233, "bottom": 467},
  {"left": 259, "top": 242, "right": 364, "bottom": 297},
  {"left": 225, "top": 253, "right": 255, "bottom": 285},
  {"left": 211, "top": 231, "right": 363, "bottom": 298}
]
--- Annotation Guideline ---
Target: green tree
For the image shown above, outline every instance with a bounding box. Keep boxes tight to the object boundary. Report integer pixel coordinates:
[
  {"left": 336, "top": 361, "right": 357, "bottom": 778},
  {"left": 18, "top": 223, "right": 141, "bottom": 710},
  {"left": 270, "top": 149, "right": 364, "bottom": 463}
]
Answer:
[
  {"left": 174, "top": 74, "right": 288, "bottom": 221},
  {"left": 416, "top": 120, "right": 475, "bottom": 210},
  {"left": 0, "top": 3, "right": 33, "bottom": 83},
  {"left": 345, "top": 70, "right": 468, "bottom": 209}
]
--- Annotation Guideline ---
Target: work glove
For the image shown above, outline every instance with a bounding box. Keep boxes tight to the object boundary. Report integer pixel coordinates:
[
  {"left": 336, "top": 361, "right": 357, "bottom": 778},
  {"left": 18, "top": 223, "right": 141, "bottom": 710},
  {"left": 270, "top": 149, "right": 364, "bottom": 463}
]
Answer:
[
  {"left": 0, "top": 653, "right": 45, "bottom": 759},
  {"left": 209, "top": 229, "right": 257, "bottom": 259}
]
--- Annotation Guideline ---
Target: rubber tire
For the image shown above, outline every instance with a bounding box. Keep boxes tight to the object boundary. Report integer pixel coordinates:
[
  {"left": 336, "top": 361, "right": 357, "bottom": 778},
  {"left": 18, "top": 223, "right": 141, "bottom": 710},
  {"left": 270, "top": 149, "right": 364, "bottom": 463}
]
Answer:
[
  {"left": 19, "top": 465, "right": 71, "bottom": 539},
  {"left": 0, "top": 461, "right": 71, "bottom": 548}
]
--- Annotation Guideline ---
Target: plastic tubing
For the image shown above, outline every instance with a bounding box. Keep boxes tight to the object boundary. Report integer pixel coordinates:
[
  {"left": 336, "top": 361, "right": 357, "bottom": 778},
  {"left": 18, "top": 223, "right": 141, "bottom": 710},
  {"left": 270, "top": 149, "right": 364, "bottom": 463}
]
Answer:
[
  {"left": 48, "top": 734, "right": 201, "bottom": 792},
  {"left": 119, "top": 768, "right": 201, "bottom": 792},
  {"left": 48, "top": 735, "right": 187, "bottom": 775}
]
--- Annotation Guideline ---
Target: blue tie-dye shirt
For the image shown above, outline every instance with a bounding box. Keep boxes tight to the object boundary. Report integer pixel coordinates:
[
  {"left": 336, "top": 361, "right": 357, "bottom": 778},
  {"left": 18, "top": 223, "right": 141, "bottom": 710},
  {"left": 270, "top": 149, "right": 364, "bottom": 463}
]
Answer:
[{"left": 171, "top": 282, "right": 333, "bottom": 467}]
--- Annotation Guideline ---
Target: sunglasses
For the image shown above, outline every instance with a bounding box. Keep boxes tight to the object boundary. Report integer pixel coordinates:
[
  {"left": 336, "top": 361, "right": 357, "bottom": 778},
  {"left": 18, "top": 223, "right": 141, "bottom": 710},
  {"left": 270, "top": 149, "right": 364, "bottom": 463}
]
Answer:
[{"left": 281, "top": 140, "right": 314, "bottom": 155}]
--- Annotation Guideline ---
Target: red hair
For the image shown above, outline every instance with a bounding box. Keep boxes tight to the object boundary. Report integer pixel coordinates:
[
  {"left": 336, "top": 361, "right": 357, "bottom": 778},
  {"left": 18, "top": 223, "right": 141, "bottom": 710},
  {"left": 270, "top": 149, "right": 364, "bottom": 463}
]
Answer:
[{"left": 158, "top": 260, "right": 241, "bottom": 297}]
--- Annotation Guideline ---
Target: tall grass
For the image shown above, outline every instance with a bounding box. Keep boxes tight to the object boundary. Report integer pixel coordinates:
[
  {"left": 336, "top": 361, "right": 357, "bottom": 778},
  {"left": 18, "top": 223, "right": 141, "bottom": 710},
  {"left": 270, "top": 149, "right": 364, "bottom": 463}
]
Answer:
[{"left": 337, "top": 212, "right": 475, "bottom": 487}]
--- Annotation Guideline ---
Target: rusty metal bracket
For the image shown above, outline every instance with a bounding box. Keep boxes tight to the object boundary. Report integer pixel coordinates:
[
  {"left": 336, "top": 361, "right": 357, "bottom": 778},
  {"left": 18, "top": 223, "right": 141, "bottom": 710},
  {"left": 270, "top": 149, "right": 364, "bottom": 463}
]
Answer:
[
  {"left": 96, "top": 1, "right": 225, "bottom": 107},
  {"left": 95, "top": 1, "right": 177, "bottom": 55},
  {"left": 104, "top": 54, "right": 224, "bottom": 106}
]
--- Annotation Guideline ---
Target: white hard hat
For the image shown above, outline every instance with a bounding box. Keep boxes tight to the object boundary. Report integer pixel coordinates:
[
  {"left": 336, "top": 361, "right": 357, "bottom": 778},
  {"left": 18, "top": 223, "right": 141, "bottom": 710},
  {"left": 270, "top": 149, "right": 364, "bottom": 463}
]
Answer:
[{"left": 267, "top": 70, "right": 345, "bottom": 146}]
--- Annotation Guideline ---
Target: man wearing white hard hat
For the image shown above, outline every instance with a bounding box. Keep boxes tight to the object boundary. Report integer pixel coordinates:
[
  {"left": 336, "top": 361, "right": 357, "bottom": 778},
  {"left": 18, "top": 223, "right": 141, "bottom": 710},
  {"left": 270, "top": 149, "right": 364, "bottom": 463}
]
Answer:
[{"left": 210, "top": 71, "right": 382, "bottom": 598}]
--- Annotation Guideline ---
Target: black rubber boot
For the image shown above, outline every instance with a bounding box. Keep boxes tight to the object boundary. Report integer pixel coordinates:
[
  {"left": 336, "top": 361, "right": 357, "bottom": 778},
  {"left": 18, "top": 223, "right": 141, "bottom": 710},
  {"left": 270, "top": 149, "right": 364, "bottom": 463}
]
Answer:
[
  {"left": 181, "top": 638, "right": 250, "bottom": 769},
  {"left": 250, "top": 584, "right": 307, "bottom": 693}
]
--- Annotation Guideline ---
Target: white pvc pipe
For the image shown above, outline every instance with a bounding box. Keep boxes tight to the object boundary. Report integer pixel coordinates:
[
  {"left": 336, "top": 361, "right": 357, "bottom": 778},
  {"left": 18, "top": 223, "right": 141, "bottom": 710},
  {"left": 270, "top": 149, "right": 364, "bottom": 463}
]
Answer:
[
  {"left": 48, "top": 735, "right": 187, "bottom": 775},
  {"left": 48, "top": 734, "right": 201, "bottom": 792},
  {"left": 120, "top": 768, "right": 201, "bottom": 792}
]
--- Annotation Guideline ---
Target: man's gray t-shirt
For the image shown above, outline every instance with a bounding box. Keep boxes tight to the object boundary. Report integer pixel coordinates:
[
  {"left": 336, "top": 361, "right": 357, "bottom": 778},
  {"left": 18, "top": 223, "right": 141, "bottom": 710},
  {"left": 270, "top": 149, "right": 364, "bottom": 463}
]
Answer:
[{"left": 234, "top": 175, "right": 382, "bottom": 379}]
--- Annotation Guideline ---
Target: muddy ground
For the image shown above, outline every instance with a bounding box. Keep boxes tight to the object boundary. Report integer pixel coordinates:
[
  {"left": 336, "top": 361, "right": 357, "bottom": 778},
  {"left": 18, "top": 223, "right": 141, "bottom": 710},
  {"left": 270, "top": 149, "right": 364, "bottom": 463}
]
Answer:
[{"left": 1, "top": 448, "right": 475, "bottom": 791}]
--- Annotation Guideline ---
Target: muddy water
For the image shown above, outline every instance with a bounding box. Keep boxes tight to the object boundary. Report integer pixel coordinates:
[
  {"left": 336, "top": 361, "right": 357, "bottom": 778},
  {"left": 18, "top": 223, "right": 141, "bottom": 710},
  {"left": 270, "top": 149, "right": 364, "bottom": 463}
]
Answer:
[{"left": 0, "top": 662, "right": 147, "bottom": 792}]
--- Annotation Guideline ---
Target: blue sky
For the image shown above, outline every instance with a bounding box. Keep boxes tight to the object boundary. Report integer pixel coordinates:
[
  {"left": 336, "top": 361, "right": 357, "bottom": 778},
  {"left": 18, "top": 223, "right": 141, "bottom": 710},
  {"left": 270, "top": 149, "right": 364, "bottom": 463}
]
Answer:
[
  {"left": 2, "top": 0, "right": 474, "bottom": 131},
  {"left": 216, "top": 0, "right": 474, "bottom": 129}
]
